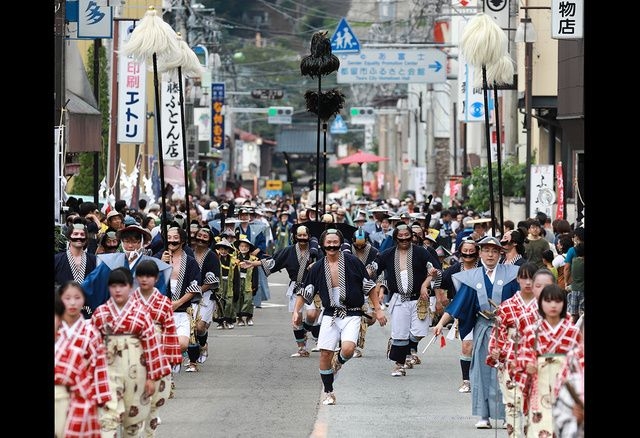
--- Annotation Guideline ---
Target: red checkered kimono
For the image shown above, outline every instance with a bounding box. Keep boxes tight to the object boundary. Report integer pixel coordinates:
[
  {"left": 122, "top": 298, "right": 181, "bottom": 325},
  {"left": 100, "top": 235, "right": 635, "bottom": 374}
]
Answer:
[
  {"left": 515, "top": 315, "right": 581, "bottom": 437},
  {"left": 553, "top": 339, "right": 584, "bottom": 399},
  {"left": 131, "top": 288, "right": 182, "bottom": 367},
  {"left": 91, "top": 298, "right": 168, "bottom": 380},
  {"left": 488, "top": 293, "right": 539, "bottom": 386},
  {"left": 92, "top": 297, "right": 169, "bottom": 436},
  {"left": 131, "top": 287, "right": 180, "bottom": 436},
  {"left": 55, "top": 319, "right": 111, "bottom": 437}
]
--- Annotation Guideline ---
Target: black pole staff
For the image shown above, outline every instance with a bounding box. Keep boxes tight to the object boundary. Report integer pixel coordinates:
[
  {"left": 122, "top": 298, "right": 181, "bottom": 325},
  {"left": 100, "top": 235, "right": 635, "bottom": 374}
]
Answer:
[
  {"left": 481, "top": 66, "right": 496, "bottom": 236},
  {"left": 300, "top": 30, "right": 340, "bottom": 219},
  {"left": 315, "top": 74, "right": 321, "bottom": 221},
  {"left": 493, "top": 84, "right": 504, "bottom": 234},
  {"left": 152, "top": 52, "right": 169, "bottom": 251},
  {"left": 177, "top": 65, "right": 191, "bottom": 245},
  {"left": 322, "top": 122, "right": 328, "bottom": 208}
]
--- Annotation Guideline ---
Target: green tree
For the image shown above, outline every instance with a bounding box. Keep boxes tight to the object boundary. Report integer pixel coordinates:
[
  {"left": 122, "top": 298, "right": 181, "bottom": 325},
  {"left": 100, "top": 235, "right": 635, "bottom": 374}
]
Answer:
[
  {"left": 72, "top": 43, "right": 109, "bottom": 196},
  {"left": 462, "top": 159, "right": 526, "bottom": 212}
]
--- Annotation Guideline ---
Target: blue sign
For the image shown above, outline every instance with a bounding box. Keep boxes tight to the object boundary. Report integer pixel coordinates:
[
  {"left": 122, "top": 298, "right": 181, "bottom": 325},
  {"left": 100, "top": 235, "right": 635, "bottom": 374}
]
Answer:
[
  {"left": 330, "top": 115, "right": 348, "bottom": 134},
  {"left": 211, "top": 83, "right": 225, "bottom": 150},
  {"left": 330, "top": 18, "right": 360, "bottom": 54}
]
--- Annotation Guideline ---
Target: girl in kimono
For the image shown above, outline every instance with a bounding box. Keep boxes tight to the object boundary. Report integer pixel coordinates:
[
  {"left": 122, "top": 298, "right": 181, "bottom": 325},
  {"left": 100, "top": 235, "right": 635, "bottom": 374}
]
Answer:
[
  {"left": 516, "top": 283, "right": 582, "bottom": 437},
  {"left": 486, "top": 262, "right": 538, "bottom": 437},
  {"left": 131, "top": 260, "right": 181, "bottom": 437},
  {"left": 92, "top": 267, "right": 169, "bottom": 437},
  {"left": 55, "top": 281, "right": 111, "bottom": 437}
]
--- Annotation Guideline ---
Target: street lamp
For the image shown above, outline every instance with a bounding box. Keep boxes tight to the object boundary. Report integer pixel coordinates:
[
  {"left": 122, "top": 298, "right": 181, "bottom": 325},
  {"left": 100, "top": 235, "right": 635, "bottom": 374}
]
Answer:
[{"left": 515, "top": 15, "right": 537, "bottom": 218}]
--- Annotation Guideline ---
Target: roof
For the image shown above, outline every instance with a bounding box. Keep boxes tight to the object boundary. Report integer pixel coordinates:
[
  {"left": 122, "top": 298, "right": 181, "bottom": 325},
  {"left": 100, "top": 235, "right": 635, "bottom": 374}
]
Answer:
[{"left": 275, "top": 126, "right": 334, "bottom": 154}]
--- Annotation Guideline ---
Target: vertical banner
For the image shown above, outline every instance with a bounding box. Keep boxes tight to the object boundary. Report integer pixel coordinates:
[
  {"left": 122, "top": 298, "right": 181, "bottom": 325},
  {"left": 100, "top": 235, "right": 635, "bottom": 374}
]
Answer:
[
  {"left": 160, "top": 79, "right": 184, "bottom": 163},
  {"left": 410, "top": 167, "right": 427, "bottom": 203},
  {"left": 211, "top": 83, "right": 225, "bottom": 150},
  {"left": 555, "top": 161, "right": 564, "bottom": 219},
  {"left": 457, "top": 54, "right": 485, "bottom": 123},
  {"left": 116, "top": 21, "right": 146, "bottom": 144},
  {"left": 529, "top": 164, "right": 556, "bottom": 218},
  {"left": 77, "top": 0, "right": 113, "bottom": 38}
]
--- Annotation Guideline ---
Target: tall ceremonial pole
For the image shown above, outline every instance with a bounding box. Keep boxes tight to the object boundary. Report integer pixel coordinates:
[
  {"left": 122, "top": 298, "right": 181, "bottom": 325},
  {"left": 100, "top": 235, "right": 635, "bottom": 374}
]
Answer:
[
  {"left": 300, "top": 31, "right": 342, "bottom": 220},
  {"left": 122, "top": 6, "right": 181, "bottom": 251},
  {"left": 460, "top": 14, "right": 513, "bottom": 234}
]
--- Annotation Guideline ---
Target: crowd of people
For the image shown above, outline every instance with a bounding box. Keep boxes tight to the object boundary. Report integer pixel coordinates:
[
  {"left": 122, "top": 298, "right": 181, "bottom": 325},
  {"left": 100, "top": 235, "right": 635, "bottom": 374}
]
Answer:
[{"left": 54, "top": 192, "right": 585, "bottom": 437}]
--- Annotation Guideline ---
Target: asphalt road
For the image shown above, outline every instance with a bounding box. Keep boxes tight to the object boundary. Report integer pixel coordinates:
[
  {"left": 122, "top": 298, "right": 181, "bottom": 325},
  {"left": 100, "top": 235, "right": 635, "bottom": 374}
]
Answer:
[{"left": 156, "top": 269, "right": 508, "bottom": 438}]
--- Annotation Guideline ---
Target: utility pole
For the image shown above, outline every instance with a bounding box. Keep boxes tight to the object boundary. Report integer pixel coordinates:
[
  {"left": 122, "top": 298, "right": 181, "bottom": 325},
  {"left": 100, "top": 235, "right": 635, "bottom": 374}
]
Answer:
[{"left": 54, "top": 0, "right": 66, "bottom": 223}]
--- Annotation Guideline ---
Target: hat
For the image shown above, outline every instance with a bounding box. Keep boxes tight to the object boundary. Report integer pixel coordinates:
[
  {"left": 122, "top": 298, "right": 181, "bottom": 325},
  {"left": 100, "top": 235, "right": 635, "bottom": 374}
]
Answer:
[
  {"left": 369, "top": 206, "right": 388, "bottom": 214},
  {"left": 354, "top": 212, "right": 367, "bottom": 222},
  {"left": 147, "top": 203, "right": 161, "bottom": 212},
  {"left": 223, "top": 217, "right": 240, "bottom": 225},
  {"left": 424, "top": 234, "right": 437, "bottom": 245},
  {"left": 234, "top": 235, "right": 255, "bottom": 251},
  {"left": 238, "top": 208, "right": 252, "bottom": 215},
  {"left": 209, "top": 201, "right": 219, "bottom": 210},
  {"left": 106, "top": 210, "right": 124, "bottom": 221},
  {"left": 214, "top": 239, "right": 235, "bottom": 251},
  {"left": 279, "top": 210, "right": 290, "bottom": 218},
  {"left": 399, "top": 212, "right": 411, "bottom": 220},
  {"left": 477, "top": 236, "right": 502, "bottom": 248},
  {"left": 117, "top": 223, "right": 152, "bottom": 243}
]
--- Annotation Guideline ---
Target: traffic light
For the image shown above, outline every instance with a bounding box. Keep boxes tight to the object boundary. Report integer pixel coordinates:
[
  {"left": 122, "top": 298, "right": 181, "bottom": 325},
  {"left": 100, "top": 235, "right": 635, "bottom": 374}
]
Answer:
[
  {"left": 268, "top": 107, "right": 293, "bottom": 124},
  {"left": 350, "top": 107, "right": 375, "bottom": 117},
  {"left": 350, "top": 107, "right": 375, "bottom": 125}
]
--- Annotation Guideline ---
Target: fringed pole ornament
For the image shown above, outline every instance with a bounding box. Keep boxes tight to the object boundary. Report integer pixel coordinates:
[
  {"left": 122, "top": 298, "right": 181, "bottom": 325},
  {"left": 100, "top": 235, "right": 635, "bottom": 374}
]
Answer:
[
  {"left": 300, "top": 30, "right": 340, "bottom": 219},
  {"left": 121, "top": 5, "right": 181, "bottom": 251},
  {"left": 460, "top": 13, "right": 510, "bottom": 234}
]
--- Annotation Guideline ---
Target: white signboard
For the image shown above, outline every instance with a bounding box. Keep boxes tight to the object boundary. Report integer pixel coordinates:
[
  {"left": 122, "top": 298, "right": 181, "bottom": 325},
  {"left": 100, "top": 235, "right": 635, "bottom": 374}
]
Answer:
[
  {"left": 117, "top": 20, "right": 146, "bottom": 144},
  {"left": 409, "top": 167, "right": 427, "bottom": 203},
  {"left": 551, "top": 0, "right": 583, "bottom": 39},
  {"left": 193, "top": 107, "right": 211, "bottom": 142},
  {"left": 160, "top": 79, "right": 184, "bottom": 163},
  {"left": 78, "top": 0, "right": 113, "bottom": 38},
  {"left": 529, "top": 164, "right": 556, "bottom": 217},
  {"left": 482, "top": 0, "right": 509, "bottom": 30},
  {"left": 337, "top": 48, "right": 447, "bottom": 84}
]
